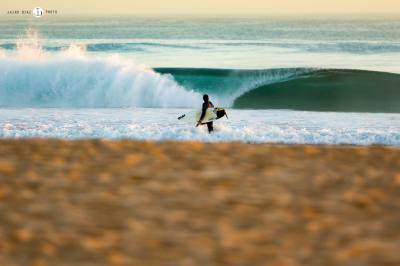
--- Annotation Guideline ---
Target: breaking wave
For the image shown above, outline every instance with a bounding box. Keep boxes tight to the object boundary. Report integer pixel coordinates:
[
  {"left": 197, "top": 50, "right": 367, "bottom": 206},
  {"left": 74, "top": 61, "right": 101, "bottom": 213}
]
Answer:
[
  {"left": 0, "top": 31, "right": 202, "bottom": 108},
  {"left": 1, "top": 31, "right": 400, "bottom": 112}
]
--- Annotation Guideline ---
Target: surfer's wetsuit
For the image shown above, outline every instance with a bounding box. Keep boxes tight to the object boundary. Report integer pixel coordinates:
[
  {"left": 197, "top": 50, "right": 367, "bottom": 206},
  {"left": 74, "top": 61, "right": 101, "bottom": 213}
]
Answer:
[{"left": 199, "top": 97, "right": 214, "bottom": 133}]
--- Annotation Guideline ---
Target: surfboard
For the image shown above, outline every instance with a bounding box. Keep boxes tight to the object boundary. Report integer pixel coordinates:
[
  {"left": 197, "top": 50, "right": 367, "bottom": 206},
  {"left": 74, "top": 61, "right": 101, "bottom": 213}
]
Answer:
[
  {"left": 178, "top": 108, "right": 227, "bottom": 123},
  {"left": 195, "top": 108, "right": 218, "bottom": 123}
]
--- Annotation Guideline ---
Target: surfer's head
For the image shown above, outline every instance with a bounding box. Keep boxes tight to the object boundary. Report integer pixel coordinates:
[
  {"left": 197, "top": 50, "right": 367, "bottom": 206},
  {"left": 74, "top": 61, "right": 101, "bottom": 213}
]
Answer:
[{"left": 203, "top": 94, "right": 209, "bottom": 102}]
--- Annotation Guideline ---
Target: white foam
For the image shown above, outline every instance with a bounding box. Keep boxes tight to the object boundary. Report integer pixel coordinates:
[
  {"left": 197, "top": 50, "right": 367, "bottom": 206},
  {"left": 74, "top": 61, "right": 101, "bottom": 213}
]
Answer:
[
  {"left": 0, "top": 31, "right": 202, "bottom": 108},
  {"left": 1, "top": 108, "right": 399, "bottom": 145}
]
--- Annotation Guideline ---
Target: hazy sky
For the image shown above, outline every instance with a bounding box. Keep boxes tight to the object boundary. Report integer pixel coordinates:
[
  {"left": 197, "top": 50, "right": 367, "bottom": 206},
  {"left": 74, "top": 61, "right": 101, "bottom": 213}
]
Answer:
[{"left": 2, "top": 0, "right": 400, "bottom": 15}]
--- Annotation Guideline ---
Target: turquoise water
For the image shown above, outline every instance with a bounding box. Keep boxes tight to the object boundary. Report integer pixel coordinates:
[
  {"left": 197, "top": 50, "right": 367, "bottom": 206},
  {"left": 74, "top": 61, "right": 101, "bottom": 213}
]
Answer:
[{"left": 156, "top": 68, "right": 400, "bottom": 112}]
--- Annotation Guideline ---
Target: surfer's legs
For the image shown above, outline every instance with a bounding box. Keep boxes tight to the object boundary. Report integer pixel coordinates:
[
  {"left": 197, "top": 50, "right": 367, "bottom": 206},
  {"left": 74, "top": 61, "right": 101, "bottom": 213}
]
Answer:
[{"left": 207, "top": 122, "right": 213, "bottom": 133}]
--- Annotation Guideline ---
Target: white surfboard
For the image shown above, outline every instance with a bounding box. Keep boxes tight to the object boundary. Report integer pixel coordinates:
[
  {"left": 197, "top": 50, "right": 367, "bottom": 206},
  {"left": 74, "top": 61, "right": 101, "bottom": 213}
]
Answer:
[
  {"left": 195, "top": 108, "right": 218, "bottom": 123},
  {"left": 178, "top": 108, "right": 219, "bottom": 124}
]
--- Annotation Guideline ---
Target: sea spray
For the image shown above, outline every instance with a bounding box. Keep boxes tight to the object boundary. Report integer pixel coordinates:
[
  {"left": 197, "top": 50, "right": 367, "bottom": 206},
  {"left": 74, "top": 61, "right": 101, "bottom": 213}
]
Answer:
[{"left": 0, "top": 31, "right": 203, "bottom": 108}]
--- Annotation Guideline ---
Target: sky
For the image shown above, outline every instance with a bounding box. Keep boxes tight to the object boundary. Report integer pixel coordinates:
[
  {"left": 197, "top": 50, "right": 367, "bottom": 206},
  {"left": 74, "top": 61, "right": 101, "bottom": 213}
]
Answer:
[{"left": 1, "top": 0, "right": 400, "bottom": 15}]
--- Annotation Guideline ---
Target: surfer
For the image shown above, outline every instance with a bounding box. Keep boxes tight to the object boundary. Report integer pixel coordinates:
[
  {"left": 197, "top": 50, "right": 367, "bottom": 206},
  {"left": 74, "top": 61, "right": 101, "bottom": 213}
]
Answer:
[{"left": 197, "top": 94, "right": 214, "bottom": 133}]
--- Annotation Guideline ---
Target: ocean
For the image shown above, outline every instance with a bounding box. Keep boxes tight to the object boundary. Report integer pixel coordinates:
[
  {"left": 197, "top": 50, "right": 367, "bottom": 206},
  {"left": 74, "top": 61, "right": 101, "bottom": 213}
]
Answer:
[{"left": 0, "top": 15, "right": 399, "bottom": 144}]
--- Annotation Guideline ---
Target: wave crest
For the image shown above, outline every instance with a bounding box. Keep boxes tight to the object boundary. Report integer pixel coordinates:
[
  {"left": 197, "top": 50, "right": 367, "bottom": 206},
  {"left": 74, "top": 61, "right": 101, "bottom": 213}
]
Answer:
[{"left": 0, "top": 31, "right": 202, "bottom": 108}]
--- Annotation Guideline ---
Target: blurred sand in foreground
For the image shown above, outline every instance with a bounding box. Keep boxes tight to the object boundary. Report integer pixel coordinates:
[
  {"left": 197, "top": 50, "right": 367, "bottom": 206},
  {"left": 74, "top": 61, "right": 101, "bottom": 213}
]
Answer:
[{"left": 0, "top": 139, "right": 399, "bottom": 266}]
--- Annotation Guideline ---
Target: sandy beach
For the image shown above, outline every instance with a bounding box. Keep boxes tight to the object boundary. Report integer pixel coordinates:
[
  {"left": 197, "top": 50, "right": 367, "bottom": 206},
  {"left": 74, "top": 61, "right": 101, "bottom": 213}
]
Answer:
[{"left": 0, "top": 139, "right": 399, "bottom": 266}]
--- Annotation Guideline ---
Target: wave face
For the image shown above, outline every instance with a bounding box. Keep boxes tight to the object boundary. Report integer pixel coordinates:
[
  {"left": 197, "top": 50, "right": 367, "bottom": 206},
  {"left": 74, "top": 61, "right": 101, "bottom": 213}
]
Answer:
[
  {"left": 157, "top": 68, "right": 400, "bottom": 113},
  {"left": 156, "top": 68, "right": 315, "bottom": 107},
  {"left": 233, "top": 69, "right": 400, "bottom": 113},
  {"left": 0, "top": 33, "right": 202, "bottom": 108}
]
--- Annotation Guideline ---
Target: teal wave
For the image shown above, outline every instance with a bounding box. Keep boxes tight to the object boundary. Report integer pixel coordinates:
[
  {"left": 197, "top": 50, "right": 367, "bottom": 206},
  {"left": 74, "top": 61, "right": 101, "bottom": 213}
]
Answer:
[{"left": 156, "top": 68, "right": 400, "bottom": 113}]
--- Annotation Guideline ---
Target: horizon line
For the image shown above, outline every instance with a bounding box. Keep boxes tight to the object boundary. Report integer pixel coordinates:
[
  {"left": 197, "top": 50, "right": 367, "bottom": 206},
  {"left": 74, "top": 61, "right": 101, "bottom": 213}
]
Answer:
[{"left": 1, "top": 11, "right": 400, "bottom": 17}]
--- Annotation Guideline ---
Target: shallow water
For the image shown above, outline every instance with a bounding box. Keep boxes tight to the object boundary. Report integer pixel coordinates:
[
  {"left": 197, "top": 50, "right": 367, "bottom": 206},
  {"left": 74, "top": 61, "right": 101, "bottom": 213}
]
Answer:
[{"left": 1, "top": 108, "right": 399, "bottom": 145}]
